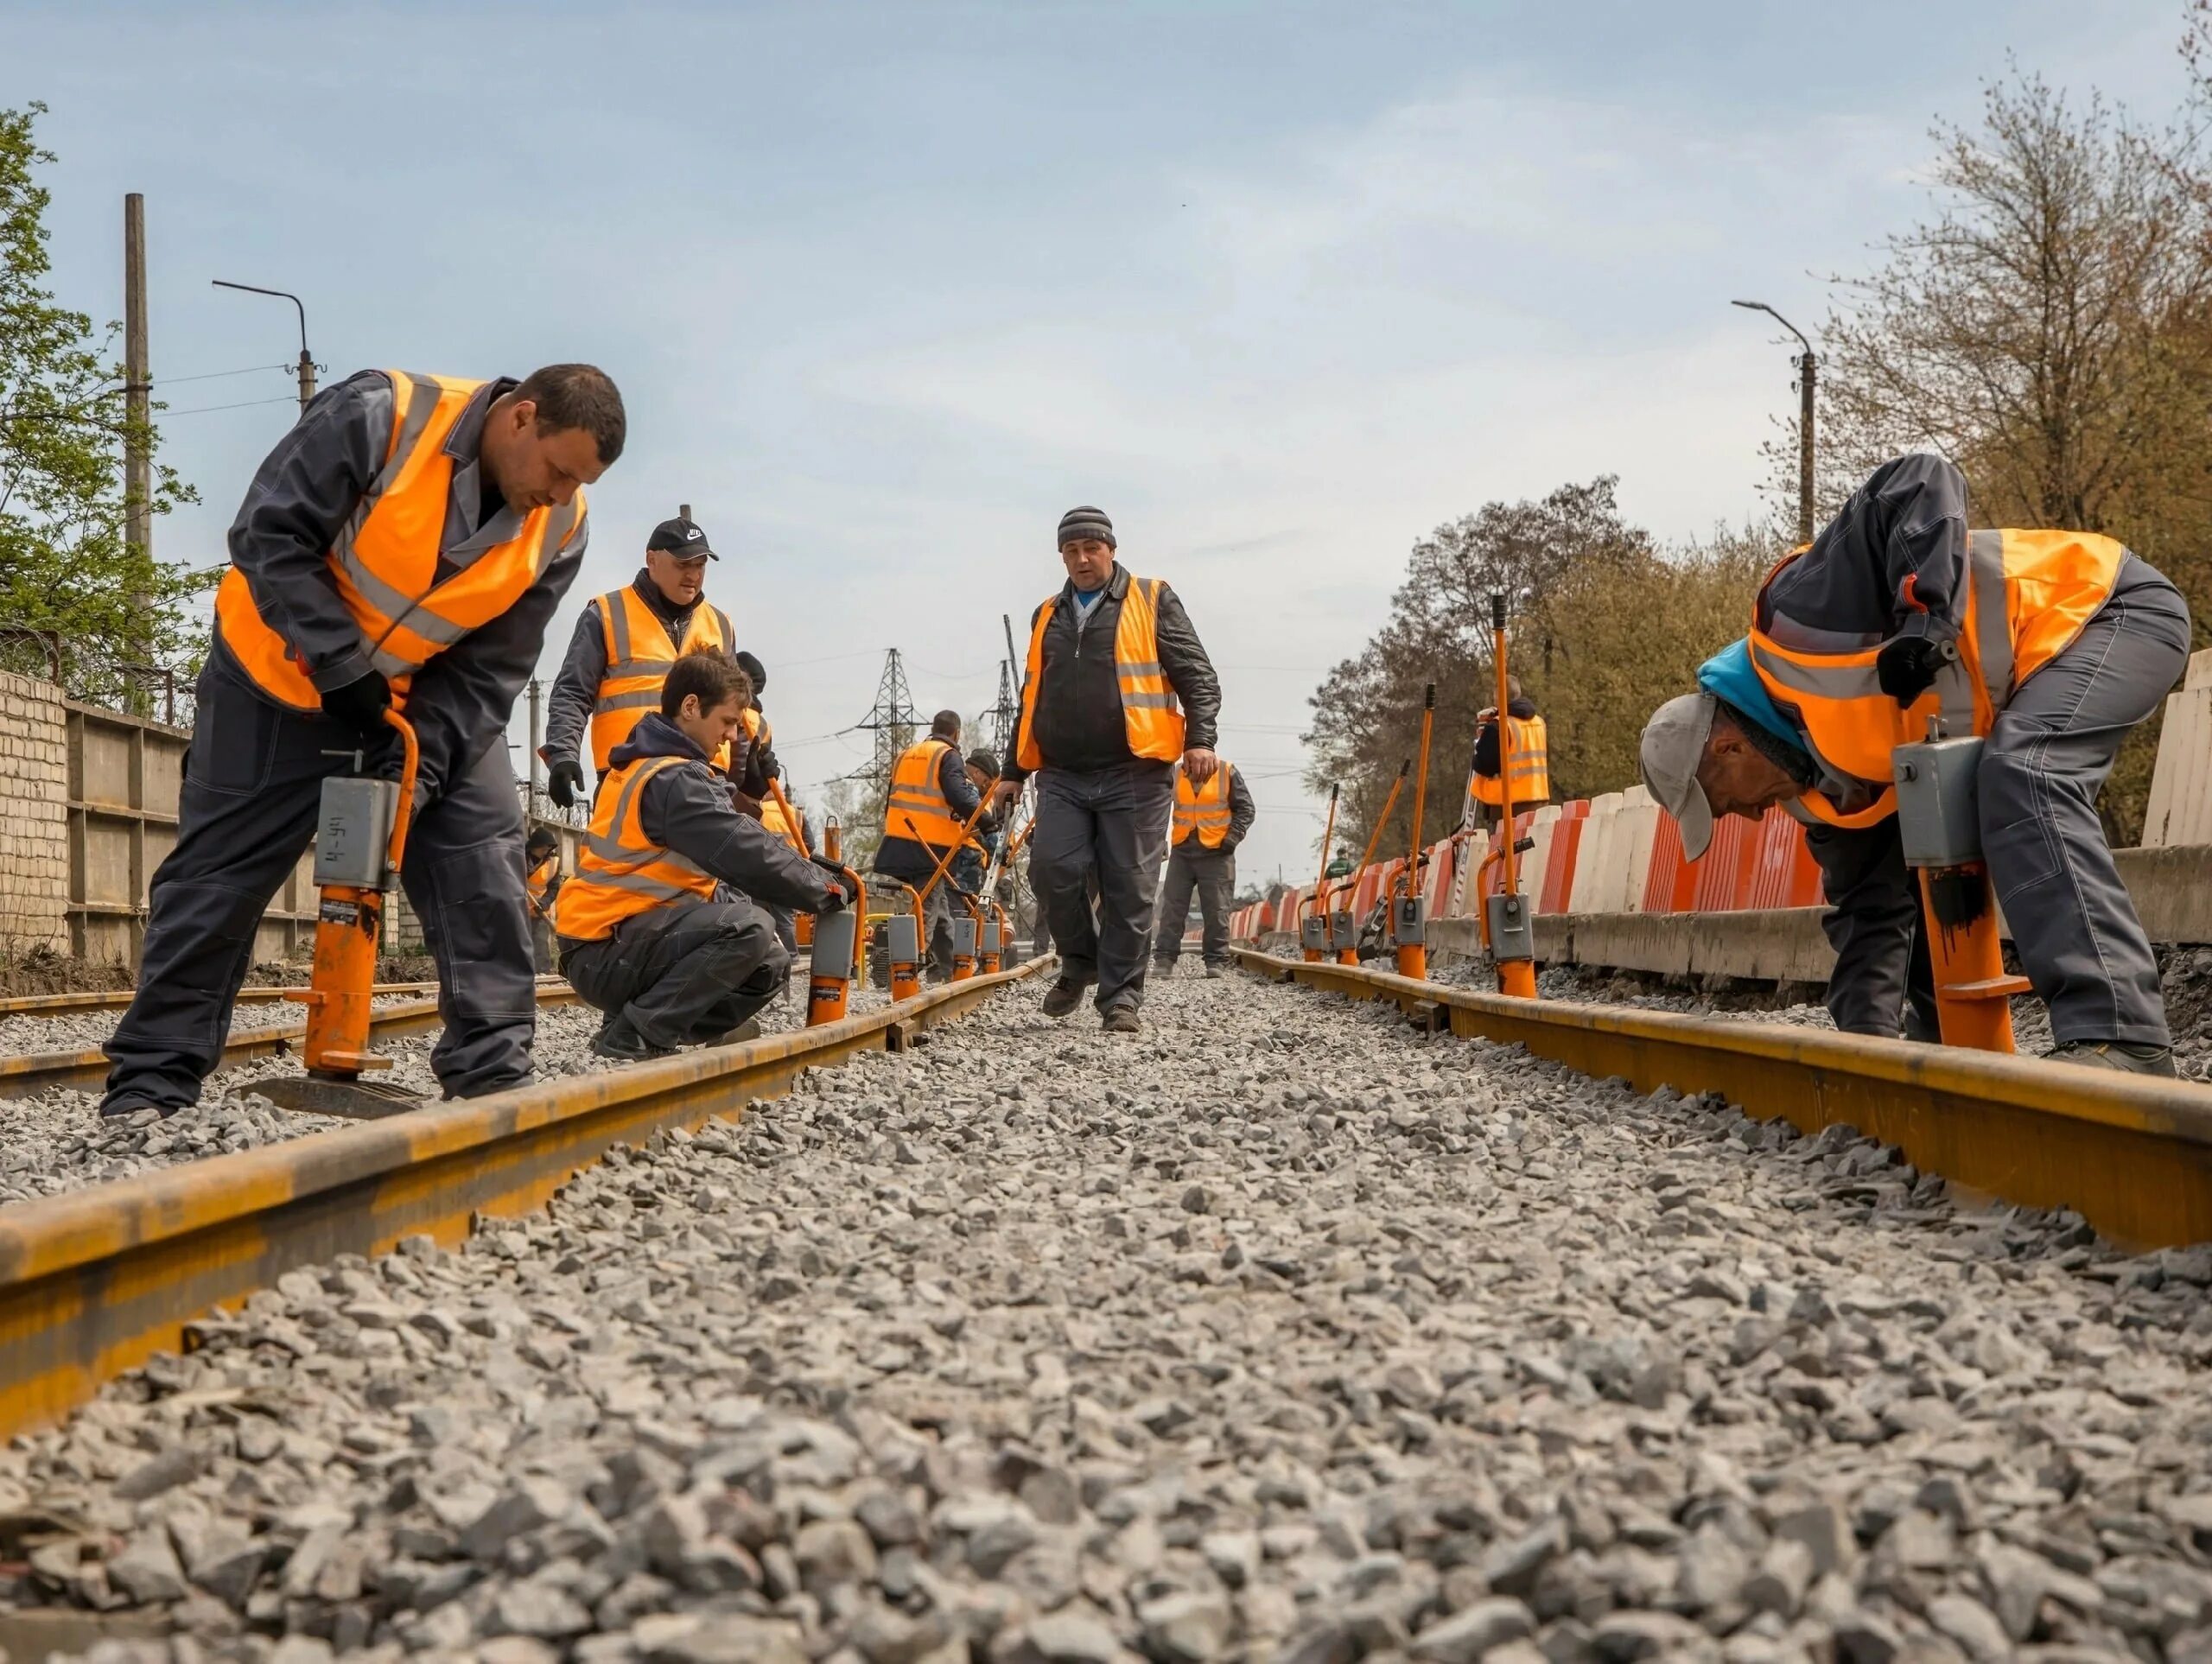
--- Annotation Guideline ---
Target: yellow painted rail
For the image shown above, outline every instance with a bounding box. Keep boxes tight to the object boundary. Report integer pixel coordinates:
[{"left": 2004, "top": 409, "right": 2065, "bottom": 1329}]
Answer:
[
  {"left": 0, "top": 983, "right": 583, "bottom": 1099},
  {"left": 0, "top": 960, "right": 1047, "bottom": 1435},
  {"left": 1236, "top": 949, "right": 2212, "bottom": 1252},
  {"left": 0, "top": 981, "right": 462, "bottom": 1019}
]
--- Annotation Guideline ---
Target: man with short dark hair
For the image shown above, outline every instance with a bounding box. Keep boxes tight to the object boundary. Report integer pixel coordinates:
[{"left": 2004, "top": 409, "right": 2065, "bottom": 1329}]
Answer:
[
  {"left": 543, "top": 512, "right": 734, "bottom": 805},
  {"left": 558, "top": 651, "right": 852, "bottom": 1060},
  {"left": 102, "top": 365, "right": 621, "bottom": 1118},
  {"left": 995, "top": 506, "right": 1221, "bottom": 1033}
]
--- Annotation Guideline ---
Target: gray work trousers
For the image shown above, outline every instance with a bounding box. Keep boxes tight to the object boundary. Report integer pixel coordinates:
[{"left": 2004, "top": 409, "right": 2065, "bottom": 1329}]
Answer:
[
  {"left": 104, "top": 653, "right": 537, "bottom": 1110},
  {"left": 1031, "top": 760, "right": 1176, "bottom": 1010},
  {"left": 1808, "top": 556, "right": 2190, "bottom": 1047},
  {"left": 1154, "top": 842, "right": 1236, "bottom": 968},
  {"left": 560, "top": 899, "right": 788, "bottom": 1049}
]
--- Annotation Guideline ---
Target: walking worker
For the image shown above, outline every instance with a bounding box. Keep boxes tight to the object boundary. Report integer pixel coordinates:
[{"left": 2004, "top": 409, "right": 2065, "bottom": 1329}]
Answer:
[
  {"left": 524, "top": 826, "right": 563, "bottom": 975},
  {"left": 541, "top": 511, "right": 733, "bottom": 806},
  {"left": 99, "top": 365, "right": 622, "bottom": 1118},
  {"left": 1154, "top": 753, "right": 1255, "bottom": 978},
  {"left": 876, "top": 711, "right": 984, "bottom": 980},
  {"left": 1638, "top": 453, "right": 2190, "bottom": 1076},
  {"left": 556, "top": 651, "right": 853, "bottom": 1060},
  {"left": 1465, "top": 677, "right": 1550, "bottom": 832},
  {"left": 993, "top": 505, "right": 1222, "bottom": 1033}
]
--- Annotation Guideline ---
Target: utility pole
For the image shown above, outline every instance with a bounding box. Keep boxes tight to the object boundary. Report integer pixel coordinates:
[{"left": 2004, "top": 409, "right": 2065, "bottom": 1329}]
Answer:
[
  {"left": 1732, "top": 299, "right": 1815, "bottom": 545},
  {"left": 123, "top": 194, "right": 151, "bottom": 657},
  {"left": 213, "top": 279, "right": 315, "bottom": 414}
]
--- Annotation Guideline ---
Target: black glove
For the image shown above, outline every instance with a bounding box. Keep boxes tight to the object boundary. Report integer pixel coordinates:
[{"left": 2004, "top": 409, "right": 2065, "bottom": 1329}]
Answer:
[
  {"left": 545, "top": 759, "right": 586, "bottom": 810},
  {"left": 320, "top": 669, "right": 391, "bottom": 734},
  {"left": 811, "top": 857, "right": 859, "bottom": 912},
  {"left": 752, "top": 742, "right": 779, "bottom": 784},
  {"left": 1875, "top": 635, "right": 1951, "bottom": 704}
]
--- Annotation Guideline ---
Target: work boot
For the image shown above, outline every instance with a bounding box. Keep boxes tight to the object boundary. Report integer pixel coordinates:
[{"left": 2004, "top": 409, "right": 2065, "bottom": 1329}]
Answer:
[
  {"left": 1102, "top": 1003, "right": 1141, "bottom": 1036},
  {"left": 2045, "top": 1039, "right": 2178, "bottom": 1078},
  {"left": 97, "top": 1094, "right": 170, "bottom": 1123},
  {"left": 592, "top": 1017, "right": 677, "bottom": 1064},
  {"left": 1204, "top": 963, "right": 1225, "bottom": 980},
  {"left": 1153, "top": 958, "right": 1177, "bottom": 980},
  {"left": 702, "top": 1017, "right": 763, "bottom": 1047},
  {"left": 1040, "top": 977, "right": 1089, "bottom": 1019}
]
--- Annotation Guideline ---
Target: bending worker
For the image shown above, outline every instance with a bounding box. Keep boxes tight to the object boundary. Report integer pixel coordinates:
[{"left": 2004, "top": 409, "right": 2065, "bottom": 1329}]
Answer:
[
  {"left": 524, "top": 827, "right": 564, "bottom": 975},
  {"left": 541, "top": 511, "right": 733, "bottom": 806},
  {"left": 993, "top": 505, "right": 1221, "bottom": 1034},
  {"left": 1639, "top": 453, "right": 2190, "bottom": 1076},
  {"left": 100, "top": 365, "right": 623, "bottom": 1118},
  {"left": 1466, "top": 676, "right": 1549, "bottom": 834},
  {"left": 1154, "top": 753, "right": 1255, "bottom": 978},
  {"left": 557, "top": 651, "right": 853, "bottom": 1060},
  {"left": 876, "top": 711, "right": 986, "bottom": 981}
]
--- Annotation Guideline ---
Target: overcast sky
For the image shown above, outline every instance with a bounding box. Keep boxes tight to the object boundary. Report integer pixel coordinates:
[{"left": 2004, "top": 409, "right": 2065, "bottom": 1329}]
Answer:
[{"left": 3, "top": 0, "right": 2192, "bottom": 886}]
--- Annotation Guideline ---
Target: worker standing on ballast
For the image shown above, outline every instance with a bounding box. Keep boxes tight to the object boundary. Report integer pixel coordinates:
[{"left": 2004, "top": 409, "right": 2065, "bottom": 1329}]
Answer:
[
  {"left": 557, "top": 651, "right": 853, "bottom": 1059},
  {"left": 541, "top": 512, "right": 734, "bottom": 806},
  {"left": 1638, "top": 453, "right": 2190, "bottom": 1076},
  {"left": 100, "top": 365, "right": 624, "bottom": 1118},
  {"left": 1154, "top": 753, "right": 1254, "bottom": 978},
  {"left": 876, "top": 711, "right": 986, "bottom": 981},
  {"left": 994, "top": 506, "right": 1222, "bottom": 1034},
  {"left": 1465, "top": 677, "right": 1549, "bottom": 834}
]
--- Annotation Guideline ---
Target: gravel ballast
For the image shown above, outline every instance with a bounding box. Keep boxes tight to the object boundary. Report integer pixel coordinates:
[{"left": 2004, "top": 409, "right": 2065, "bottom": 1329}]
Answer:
[{"left": 2, "top": 968, "right": 2209, "bottom": 1661}]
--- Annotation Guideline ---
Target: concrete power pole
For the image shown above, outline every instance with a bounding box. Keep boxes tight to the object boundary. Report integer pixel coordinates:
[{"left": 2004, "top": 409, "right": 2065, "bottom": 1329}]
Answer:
[{"left": 123, "top": 194, "right": 151, "bottom": 622}]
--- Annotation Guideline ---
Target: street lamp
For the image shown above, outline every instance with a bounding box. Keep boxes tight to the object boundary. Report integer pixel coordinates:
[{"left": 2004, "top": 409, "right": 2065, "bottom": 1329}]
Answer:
[
  {"left": 213, "top": 280, "right": 315, "bottom": 414},
  {"left": 1733, "top": 299, "right": 1815, "bottom": 545}
]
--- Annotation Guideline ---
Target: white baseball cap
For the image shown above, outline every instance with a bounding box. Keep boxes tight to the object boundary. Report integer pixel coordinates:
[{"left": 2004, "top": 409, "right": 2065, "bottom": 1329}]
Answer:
[{"left": 1639, "top": 694, "right": 1719, "bottom": 860}]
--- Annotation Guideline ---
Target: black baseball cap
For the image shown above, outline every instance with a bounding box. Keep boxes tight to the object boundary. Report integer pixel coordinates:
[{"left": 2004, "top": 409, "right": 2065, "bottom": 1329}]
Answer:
[{"left": 646, "top": 516, "right": 718, "bottom": 561}]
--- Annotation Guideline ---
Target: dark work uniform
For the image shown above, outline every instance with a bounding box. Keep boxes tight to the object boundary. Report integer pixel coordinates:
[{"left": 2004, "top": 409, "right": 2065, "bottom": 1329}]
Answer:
[
  {"left": 1002, "top": 564, "right": 1220, "bottom": 1012},
  {"left": 1154, "top": 765, "right": 1256, "bottom": 971},
  {"left": 558, "top": 714, "right": 840, "bottom": 1048},
  {"left": 541, "top": 572, "right": 737, "bottom": 781},
  {"left": 874, "top": 740, "right": 986, "bottom": 981},
  {"left": 102, "top": 372, "right": 588, "bottom": 1113}
]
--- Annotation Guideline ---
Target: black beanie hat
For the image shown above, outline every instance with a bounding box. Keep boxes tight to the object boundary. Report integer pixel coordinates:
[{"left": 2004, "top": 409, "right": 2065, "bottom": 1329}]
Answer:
[{"left": 1057, "top": 505, "right": 1116, "bottom": 549}]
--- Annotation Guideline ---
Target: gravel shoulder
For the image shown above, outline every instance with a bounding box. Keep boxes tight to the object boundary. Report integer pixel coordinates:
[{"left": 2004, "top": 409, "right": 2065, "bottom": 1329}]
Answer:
[{"left": 3, "top": 969, "right": 2209, "bottom": 1662}]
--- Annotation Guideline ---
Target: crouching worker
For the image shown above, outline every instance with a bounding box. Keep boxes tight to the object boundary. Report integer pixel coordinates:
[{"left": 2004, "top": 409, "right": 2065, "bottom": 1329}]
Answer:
[{"left": 556, "top": 651, "right": 855, "bottom": 1061}]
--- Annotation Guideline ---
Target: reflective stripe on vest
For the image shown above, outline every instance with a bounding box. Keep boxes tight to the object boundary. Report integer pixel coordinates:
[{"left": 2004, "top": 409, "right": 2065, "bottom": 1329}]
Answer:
[
  {"left": 555, "top": 755, "right": 718, "bottom": 943},
  {"left": 1468, "top": 715, "right": 1551, "bottom": 808},
  {"left": 1173, "top": 763, "right": 1235, "bottom": 848},
  {"left": 588, "top": 588, "right": 734, "bottom": 772},
  {"left": 1013, "top": 575, "right": 1188, "bottom": 770},
  {"left": 1751, "top": 528, "right": 2122, "bottom": 824},
  {"left": 213, "top": 371, "right": 582, "bottom": 712},
  {"left": 884, "top": 738, "right": 967, "bottom": 850}
]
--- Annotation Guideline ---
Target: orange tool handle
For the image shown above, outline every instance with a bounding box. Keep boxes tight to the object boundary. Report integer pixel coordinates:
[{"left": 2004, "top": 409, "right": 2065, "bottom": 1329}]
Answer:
[
  {"left": 383, "top": 708, "right": 421, "bottom": 875},
  {"left": 906, "top": 797, "right": 990, "bottom": 906}
]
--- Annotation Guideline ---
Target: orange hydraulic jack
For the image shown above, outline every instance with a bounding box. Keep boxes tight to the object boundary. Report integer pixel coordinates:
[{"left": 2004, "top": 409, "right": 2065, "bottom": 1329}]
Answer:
[
  {"left": 1393, "top": 684, "right": 1437, "bottom": 981},
  {"left": 1301, "top": 784, "right": 1338, "bottom": 962},
  {"left": 1484, "top": 594, "right": 1538, "bottom": 999},
  {"left": 1331, "top": 763, "right": 1408, "bottom": 966},
  {"left": 256, "top": 709, "right": 428, "bottom": 1118},
  {"left": 1893, "top": 721, "right": 2029, "bottom": 1051},
  {"left": 806, "top": 861, "right": 867, "bottom": 1026},
  {"left": 979, "top": 899, "right": 1008, "bottom": 975}
]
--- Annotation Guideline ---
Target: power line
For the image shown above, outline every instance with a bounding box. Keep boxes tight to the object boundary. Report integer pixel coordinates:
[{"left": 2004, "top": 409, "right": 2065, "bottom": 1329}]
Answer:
[{"left": 163, "top": 395, "right": 299, "bottom": 417}]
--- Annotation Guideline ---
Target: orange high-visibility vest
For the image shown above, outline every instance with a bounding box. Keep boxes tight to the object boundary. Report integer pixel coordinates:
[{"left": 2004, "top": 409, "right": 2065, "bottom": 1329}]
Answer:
[
  {"left": 760, "top": 790, "right": 804, "bottom": 853},
  {"left": 1751, "top": 529, "right": 2126, "bottom": 829},
  {"left": 1468, "top": 715, "right": 1550, "bottom": 810},
  {"left": 884, "top": 738, "right": 967, "bottom": 850},
  {"left": 524, "top": 854, "right": 559, "bottom": 921},
  {"left": 588, "top": 587, "right": 734, "bottom": 772},
  {"left": 1173, "top": 762, "right": 1236, "bottom": 848},
  {"left": 1014, "top": 575, "right": 1186, "bottom": 771},
  {"left": 213, "top": 372, "right": 583, "bottom": 712},
  {"left": 555, "top": 755, "right": 718, "bottom": 943}
]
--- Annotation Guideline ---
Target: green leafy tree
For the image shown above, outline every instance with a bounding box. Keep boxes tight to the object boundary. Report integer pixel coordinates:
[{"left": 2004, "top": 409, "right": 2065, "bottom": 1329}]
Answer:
[{"left": 0, "top": 102, "right": 205, "bottom": 690}]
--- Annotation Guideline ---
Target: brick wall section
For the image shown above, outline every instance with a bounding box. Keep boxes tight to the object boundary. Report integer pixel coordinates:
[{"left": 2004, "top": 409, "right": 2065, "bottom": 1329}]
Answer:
[{"left": 0, "top": 672, "right": 70, "bottom": 951}]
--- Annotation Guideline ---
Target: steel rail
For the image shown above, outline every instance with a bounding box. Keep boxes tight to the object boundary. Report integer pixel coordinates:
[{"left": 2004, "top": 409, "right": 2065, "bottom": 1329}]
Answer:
[
  {"left": 0, "top": 958, "right": 1048, "bottom": 1435},
  {"left": 0, "top": 981, "right": 451, "bottom": 1019},
  {"left": 0, "top": 983, "right": 583, "bottom": 1099},
  {"left": 1236, "top": 948, "right": 2212, "bottom": 1252}
]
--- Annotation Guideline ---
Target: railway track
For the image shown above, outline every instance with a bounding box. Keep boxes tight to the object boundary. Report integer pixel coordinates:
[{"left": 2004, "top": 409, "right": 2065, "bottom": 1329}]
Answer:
[
  {"left": 0, "top": 958, "right": 1046, "bottom": 1436},
  {"left": 0, "top": 980, "right": 448, "bottom": 1019},
  {"left": 1237, "top": 946, "right": 2212, "bottom": 1252}
]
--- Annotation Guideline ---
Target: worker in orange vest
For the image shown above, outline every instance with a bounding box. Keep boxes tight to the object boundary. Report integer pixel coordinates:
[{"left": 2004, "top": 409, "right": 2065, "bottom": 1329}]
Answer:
[
  {"left": 1639, "top": 454, "right": 2190, "bottom": 1075},
  {"left": 877, "top": 711, "right": 989, "bottom": 980},
  {"left": 1154, "top": 755, "right": 1255, "bottom": 977},
  {"left": 541, "top": 513, "right": 734, "bottom": 804},
  {"left": 524, "top": 826, "right": 563, "bottom": 975},
  {"left": 556, "top": 651, "right": 851, "bottom": 1059},
  {"left": 100, "top": 365, "right": 622, "bottom": 1119},
  {"left": 991, "top": 506, "right": 1221, "bottom": 1034},
  {"left": 1465, "top": 677, "right": 1550, "bottom": 834}
]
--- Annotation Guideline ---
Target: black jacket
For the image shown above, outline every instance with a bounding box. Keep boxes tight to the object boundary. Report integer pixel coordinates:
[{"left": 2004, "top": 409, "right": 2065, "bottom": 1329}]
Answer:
[
  {"left": 875, "top": 741, "right": 989, "bottom": 886},
  {"left": 1002, "top": 563, "right": 1219, "bottom": 783},
  {"left": 569, "top": 712, "right": 837, "bottom": 928},
  {"left": 1470, "top": 697, "right": 1540, "bottom": 779}
]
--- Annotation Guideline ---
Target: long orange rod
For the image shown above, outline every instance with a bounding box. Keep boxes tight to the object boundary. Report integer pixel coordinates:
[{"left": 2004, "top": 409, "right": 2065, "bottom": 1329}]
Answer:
[
  {"left": 1332, "top": 762, "right": 1408, "bottom": 911},
  {"left": 1491, "top": 600, "right": 1520, "bottom": 903},
  {"left": 1403, "top": 683, "right": 1435, "bottom": 889},
  {"left": 905, "top": 792, "right": 993, "bottom": 905}
]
